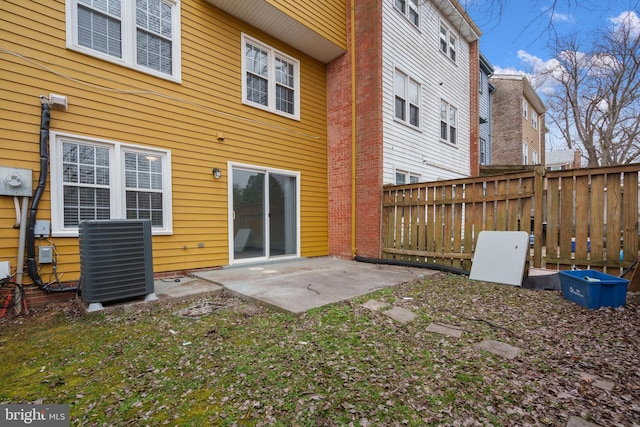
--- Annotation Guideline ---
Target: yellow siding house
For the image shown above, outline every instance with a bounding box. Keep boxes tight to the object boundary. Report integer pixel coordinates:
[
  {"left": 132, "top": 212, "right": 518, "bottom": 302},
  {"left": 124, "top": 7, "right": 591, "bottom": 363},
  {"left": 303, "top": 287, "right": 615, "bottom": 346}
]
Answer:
[{"left": 0, "top": 0, "right": 346, "bottom": 303}]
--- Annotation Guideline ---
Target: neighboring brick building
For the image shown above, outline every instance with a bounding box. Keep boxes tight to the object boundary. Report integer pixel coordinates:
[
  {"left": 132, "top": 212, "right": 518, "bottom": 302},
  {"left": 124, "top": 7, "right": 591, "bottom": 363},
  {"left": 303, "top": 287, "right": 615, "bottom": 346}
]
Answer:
[{"left": 490, "top": 74, "right": 546, "bottom": 166}]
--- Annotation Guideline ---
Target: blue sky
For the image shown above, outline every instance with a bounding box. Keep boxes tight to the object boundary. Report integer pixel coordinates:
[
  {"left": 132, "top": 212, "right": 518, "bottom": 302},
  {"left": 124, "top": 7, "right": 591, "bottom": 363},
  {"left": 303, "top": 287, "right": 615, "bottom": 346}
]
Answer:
[
  {"left": 465, "top": 1, "right": 640, "bottom": 150},
  {"left": 466, "top": 0, "right": 640, "bottom": 75}
]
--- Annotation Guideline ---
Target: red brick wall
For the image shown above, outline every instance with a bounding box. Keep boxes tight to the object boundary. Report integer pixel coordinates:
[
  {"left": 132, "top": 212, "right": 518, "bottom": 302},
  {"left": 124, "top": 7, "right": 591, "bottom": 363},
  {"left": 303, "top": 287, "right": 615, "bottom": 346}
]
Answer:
[
  {"left": 327, "top": 2, "right": 354, "bottom": 258},
  {"left": 469, "top": 40, "right": 480, "bottom": 177},
  {"left": 21, "top": 284, "right": 77, "bottom": 309},
  {"left": 327, "top": 0, "right": 384, "bottom": 259},
  {"left": 354, "top": 0, "right": 383, "bottom": 258},
  {"left": 491, "top": 78, "right": 524, "bottom": 164}
]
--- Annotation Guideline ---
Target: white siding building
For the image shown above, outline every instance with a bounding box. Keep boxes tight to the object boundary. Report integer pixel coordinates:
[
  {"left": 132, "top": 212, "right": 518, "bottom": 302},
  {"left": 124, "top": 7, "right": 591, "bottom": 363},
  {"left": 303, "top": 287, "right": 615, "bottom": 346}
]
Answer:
[{"left": 382, "top": 0, "right": 481, "bottom": 184}]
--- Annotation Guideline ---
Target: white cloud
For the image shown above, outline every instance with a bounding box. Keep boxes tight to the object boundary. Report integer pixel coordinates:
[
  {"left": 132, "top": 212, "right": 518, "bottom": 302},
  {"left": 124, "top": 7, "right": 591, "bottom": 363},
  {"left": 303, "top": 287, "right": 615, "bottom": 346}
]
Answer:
[
  {"left": 609, "top": 10, "right": 640, "bottom": 38},
  {"left": 493, "top": 65, "right": 526, "bottom": 75},
  {"left": 515, "top": 50, "right": 563, "bottom": 95},
  {"left": 517, "top": 50, "right": 552, "bottom": 74},
  {"left": 549, "top": 10, "right": 575, "bottom": 24}
]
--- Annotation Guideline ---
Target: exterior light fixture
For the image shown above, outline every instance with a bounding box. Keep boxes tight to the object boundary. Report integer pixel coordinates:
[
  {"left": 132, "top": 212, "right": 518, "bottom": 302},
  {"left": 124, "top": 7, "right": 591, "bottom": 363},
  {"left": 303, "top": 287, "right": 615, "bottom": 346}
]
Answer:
[{"left": 212, "top": 168, "right": 221, "bottom": 179}]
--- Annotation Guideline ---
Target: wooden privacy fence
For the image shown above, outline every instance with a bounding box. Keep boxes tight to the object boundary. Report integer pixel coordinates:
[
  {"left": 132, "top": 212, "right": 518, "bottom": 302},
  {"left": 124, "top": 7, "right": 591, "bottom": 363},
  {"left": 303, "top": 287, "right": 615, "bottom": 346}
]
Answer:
[{"left": 381, "top": 164, "right": 640, "bottom": 278}]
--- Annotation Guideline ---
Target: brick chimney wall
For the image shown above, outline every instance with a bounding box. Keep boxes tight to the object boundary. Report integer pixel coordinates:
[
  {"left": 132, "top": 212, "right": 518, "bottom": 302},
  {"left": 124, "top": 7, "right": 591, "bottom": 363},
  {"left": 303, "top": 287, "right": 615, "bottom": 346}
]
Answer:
[
  {"left": 491, "top": 78, "right": 524, "bottom": 165},
  {"left": 327, "top": 0, "right": 384, "bottom": 259},
  {"left": 469, "top": 40, "right": 480, "bottom": 176}
]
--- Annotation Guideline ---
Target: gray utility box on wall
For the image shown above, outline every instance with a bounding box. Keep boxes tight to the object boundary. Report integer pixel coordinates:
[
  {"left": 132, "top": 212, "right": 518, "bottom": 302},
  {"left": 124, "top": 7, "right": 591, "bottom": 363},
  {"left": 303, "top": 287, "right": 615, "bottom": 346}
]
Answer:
[
  {"left": 79, "top": 220, "right": 155, "bottom": 308},
  {"left": 0, "top": 166, "right": 32, "bottom": 197}
]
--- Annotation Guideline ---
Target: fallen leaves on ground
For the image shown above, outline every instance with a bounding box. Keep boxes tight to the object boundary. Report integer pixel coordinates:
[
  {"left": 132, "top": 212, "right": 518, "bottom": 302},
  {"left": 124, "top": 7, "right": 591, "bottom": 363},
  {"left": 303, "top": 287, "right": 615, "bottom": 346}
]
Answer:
[{"left": 0, "top": 273, "right": 638, "bottom": 426}]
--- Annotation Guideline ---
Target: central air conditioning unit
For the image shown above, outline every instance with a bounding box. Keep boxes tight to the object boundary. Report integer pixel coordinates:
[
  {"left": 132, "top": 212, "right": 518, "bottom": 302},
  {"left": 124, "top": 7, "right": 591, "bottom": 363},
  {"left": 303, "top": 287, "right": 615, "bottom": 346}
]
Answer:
[{"left": 79, "top": 219, "right": 156, "bottom": 311}]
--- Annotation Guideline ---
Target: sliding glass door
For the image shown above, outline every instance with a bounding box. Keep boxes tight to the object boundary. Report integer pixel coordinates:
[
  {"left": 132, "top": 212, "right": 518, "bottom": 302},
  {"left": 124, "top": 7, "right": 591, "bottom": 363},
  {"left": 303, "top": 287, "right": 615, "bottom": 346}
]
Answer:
[{"left": 231, "top": 165, "right": 298, "bottom": 263}]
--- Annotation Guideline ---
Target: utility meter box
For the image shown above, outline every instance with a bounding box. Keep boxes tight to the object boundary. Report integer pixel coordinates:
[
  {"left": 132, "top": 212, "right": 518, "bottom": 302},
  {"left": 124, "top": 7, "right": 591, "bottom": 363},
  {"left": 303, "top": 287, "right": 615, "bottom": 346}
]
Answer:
[
  {"left": 0, "top": 166, "right": 32, "bottom": 197},
  {"left": 0, "top": 261, "right": 10, "bottom": 279},
  {"left": 34, "top": 220, "right": 51, "bottom": 238},
  {"left": 39, "top": 246, "right": 53, "bottom": 264}
]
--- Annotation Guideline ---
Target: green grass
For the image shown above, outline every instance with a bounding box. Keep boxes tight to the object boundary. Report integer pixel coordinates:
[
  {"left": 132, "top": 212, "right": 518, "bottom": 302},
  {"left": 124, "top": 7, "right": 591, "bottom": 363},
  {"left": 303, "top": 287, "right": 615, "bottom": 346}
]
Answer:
[{"left": 1, "top": 274, "right": 638, "bottom": 426}]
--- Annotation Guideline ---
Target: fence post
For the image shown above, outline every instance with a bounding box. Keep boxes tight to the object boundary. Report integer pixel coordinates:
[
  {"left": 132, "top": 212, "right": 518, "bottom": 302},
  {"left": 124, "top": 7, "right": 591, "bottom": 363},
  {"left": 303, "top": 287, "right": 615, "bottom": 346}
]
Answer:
[{"left": 533, "top": 166, "right": 544, "bottom": 268}]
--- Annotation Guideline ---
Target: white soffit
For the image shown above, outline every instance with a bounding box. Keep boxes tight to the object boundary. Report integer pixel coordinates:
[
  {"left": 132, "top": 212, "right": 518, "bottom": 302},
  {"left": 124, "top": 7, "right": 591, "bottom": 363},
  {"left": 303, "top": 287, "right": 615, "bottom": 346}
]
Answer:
[
  {"left": 206, "top": 0, "right": 346, "bottom": 63},
  {"left": 431, "top": 0, "right": 481, "bottom": 42}
]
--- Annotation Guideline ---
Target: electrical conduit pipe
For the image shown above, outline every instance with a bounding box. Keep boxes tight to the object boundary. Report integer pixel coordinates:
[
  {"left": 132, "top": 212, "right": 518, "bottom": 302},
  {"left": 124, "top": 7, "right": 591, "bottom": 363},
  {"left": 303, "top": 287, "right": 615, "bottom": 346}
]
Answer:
[{"left": 26, "top": 97, "right": 76, "bottom": 293}]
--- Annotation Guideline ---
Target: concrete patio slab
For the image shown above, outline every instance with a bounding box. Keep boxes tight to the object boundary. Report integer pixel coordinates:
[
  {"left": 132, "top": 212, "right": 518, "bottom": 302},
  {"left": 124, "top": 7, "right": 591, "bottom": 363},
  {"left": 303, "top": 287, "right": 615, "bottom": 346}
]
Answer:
[
  {"left": 155, "top": 277, "right": 223, "bottom": 301},
  {"left": 192, "top": 257, "right": 436, "bottom": 314}
]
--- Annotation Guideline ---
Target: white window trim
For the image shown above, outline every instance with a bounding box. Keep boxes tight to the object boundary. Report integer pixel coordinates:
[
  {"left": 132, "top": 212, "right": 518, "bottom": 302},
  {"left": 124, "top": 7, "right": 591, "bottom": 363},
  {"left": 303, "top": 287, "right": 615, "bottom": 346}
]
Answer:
[
  {"left": 65, "top": 0, "right": 182, "bottom": 82},
  {"left": 393, "top": 0, "right": 420, "bottom": 28},
  {"left": 439, "top": 22, "right": 457, "bottom": 63},
  {"left": 227, "top": 161, "right": 301, "bottom": 265},
  {"left": 49, "top": 131, "right": 173, "bottom": 237},
  {"left": 532, "top": 112, "right": 538, "bottom": 129},
  {"left": 522, "top": 98, "right": 528, "bottom": 118},
  {"left": 241, "top": 34, "right": 301, "bottom": 120},
  {"left": 393, "top": 68, "right": 421, "bottom": 129},
  {"left": 522, "top": 142, "right": 529, "bottom": 165},
  {"left": 440, "top": 99, "right": 458, "bottom": 145}
]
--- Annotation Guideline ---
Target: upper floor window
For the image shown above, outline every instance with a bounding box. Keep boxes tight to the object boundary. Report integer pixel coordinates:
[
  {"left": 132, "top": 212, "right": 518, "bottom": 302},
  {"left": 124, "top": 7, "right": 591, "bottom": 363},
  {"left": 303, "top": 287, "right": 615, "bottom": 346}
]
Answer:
[
  {"left": 532, "top": 149, "right": 538, "bottom": 164},
  {"left": 522, "top": 98, "right": 529, "bottom": 119},
  {"left": 242, "top": 34, "right": 300, "bottom": 120},
  {"left": 394, "top": 0, "right": 419, "bottom": 27},
  {"left": 49, "top": 132, "right": 173, "bottom": 237},
  {"left": 532, "top": 112, "right": 538, "bottom": 129},
  {"left": 66, "top": 0, "right": 182, "bottom": 81},
  {"left": 440, "top": 100, "right": 457, "bottom": 144},
  {"left": 394, "top": 69, "right": 420, "bottom": 128},
  {"left": 439, "top": 23, "right": 457, "bottom": 62}
]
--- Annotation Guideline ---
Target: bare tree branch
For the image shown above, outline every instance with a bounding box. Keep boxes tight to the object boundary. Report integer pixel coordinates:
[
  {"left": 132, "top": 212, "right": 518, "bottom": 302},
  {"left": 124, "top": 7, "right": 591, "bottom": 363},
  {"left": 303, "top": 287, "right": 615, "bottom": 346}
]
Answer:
[{"left": 538, "top": 13, "right": 640, "bottom": 166}]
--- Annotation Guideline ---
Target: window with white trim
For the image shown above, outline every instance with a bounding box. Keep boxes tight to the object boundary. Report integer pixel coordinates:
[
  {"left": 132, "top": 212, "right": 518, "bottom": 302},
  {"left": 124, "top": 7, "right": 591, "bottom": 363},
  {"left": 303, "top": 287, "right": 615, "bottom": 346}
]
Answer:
[
  {"left": 532, "top": 149, "right": 538, "bottom": 165},
  {"left": 394, "top": 69, "right": 420, "bottom": 128},
  {"left": 66, "top": 0, "right": 181, "bottom": 81},
  {"left": 394, "top": 0, "right": 419, "bottom": 27},
  {"left": 49, "top": 132, "right": 173, "bottom": 236},
  {"left": 522, "top": 142, "right": 529, "bottom": 165},
  {"left": 480, "top": 137, "right": 487, "bottom": 164},
  {"left": 440, "top": 100, "right": 457, "bottom": 144},
  {"left": 242, "top": 34, "right": 300, "bottom": 120},
  {"left": 532, "top": 112, "right": 538, "bottom": 129},
  {"left": 522, "top": 98, "right": 529, "bottom": 118},
  {"left": 439, "top": 23, "right": 457, "bottom": 62},
  {"left": 395, "top": 170, "right": 420, "bottom": 185}
]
